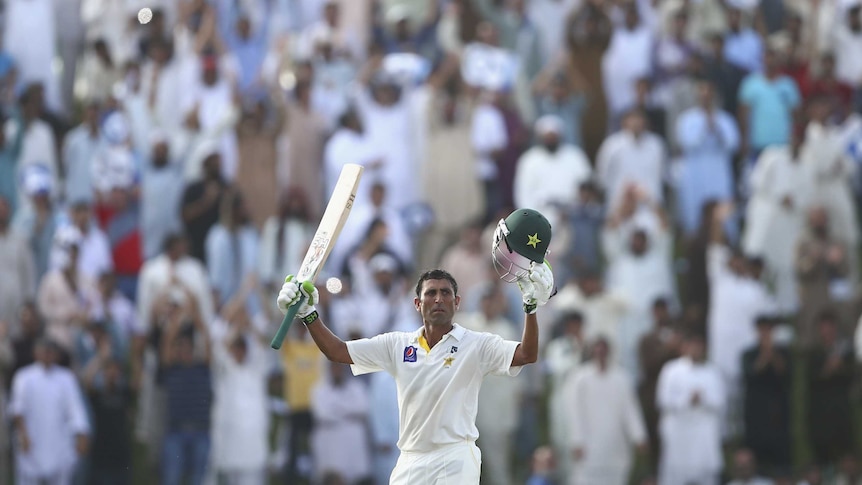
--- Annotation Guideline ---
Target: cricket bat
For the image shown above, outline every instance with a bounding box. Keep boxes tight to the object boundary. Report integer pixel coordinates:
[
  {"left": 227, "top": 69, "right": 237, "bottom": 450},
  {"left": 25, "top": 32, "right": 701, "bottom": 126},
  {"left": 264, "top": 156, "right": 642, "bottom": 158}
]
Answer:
[{"left": 270, "top": 164, "right": 364, "bottom": 349}]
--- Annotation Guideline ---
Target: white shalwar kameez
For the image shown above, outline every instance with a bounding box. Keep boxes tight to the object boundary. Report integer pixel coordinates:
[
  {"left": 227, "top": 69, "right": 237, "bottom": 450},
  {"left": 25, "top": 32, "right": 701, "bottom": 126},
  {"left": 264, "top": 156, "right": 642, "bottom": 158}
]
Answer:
[
  {"left": 310, "top": 370, "right": 372, "bottom": 483},
  {"left": 353, "top": 85, "right": 420, "bottom": 212},
  {"left": 514, "top": 144, "right": 593, "bottom": 219},
  {"left": 657, "top": 356, "right": 725, "bottom": 485},
  {"left": 9, "top": 363, "right": 90, "bottom": 485},
  {"left": 742, "top": 146, "right": 812, "bottom": 312},
  {"left": 803, "top": 122, "right": 860, "bottom": 256},
  {"left": 603, "top": 214, "right": 676, "bottom": 377},
  {"left": 568, "top": 363, "right": 647, "bottom": 485},
  {"left": 705, "top": 244, "right": 775, "bottom": 436},
  {"left": 210, "top": 337, "right": 271, "bottom": 482}
]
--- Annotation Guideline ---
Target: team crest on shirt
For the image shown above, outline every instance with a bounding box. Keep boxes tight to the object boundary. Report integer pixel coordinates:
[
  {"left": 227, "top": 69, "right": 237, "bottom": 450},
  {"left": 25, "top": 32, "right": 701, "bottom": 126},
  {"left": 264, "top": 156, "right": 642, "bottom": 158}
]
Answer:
[
  {"left": 443, "top": 356, "right": 455, "bottom": 368},
  {"left": 403, "top": 346, "right": 417, "bottom": 363}
]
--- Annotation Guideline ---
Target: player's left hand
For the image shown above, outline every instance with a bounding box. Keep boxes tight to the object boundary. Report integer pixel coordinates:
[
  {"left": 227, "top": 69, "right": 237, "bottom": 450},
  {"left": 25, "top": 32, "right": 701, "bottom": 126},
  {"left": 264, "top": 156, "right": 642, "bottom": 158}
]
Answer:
[{"left": 530, "top": 260, "right": 555, "bottom": 306}]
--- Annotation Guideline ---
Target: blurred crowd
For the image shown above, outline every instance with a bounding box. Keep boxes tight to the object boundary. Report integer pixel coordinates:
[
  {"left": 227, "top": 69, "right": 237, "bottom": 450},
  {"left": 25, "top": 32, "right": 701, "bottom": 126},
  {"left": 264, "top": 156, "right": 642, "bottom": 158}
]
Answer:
[{"left": 1, "top": 0, "right": 862, "bottom": 484}]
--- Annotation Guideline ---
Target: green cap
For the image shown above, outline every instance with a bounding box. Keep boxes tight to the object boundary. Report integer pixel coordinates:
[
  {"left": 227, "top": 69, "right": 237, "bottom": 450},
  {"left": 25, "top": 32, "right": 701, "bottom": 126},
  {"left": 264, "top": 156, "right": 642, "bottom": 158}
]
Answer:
[{"left": 502, "top": 209, "right": 552, "bottom": 263}]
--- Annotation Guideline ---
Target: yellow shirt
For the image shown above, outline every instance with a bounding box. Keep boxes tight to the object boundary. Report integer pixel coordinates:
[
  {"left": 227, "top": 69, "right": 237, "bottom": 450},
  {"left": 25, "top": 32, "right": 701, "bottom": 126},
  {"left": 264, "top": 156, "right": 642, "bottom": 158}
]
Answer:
[{"left": 280, "top": 339, "right": 323, "bottom": 412}]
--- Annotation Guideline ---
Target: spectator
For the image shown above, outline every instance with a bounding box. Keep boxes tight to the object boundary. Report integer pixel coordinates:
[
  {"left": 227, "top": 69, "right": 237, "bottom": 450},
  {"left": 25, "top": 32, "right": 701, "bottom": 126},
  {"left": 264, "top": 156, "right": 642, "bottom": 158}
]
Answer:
[
  {"left": 81, "top": 354, "right": 135, "bottom": 485},
  {"left": 726, "top": 448, "right": 774, "bottom": 485},
  {"left": 36, "top": 226, "right": 101, "bottom": 356},
  {"left": 352, "top": 63, "right": 422, "bottom": 213},
  {"left": 656, "top": 330, "right": 725, "bottom": 485},
  {"left": 654, "top": 9, "right": 697, "bottom": 109},
  {"left": 236, "top": 98, "right": 281, "bottom": 229},
  {"left": 210, "top": 308, "right": 272, "bottom": 485},
  {"left": 526, "top": 445, "right": 557, "bottom": 485},
  {"left": 674, "top": 79, "right": 740, "bottom": 237},
  {"left": 803, "top": 94, "right": 860, "bottom": 257},
  {"left": 181, "top": 152, "right": 230, "bottom": 263},
  {"left": 703, "top": 33, "right": 747, "bottom": 117},
  {"left": 183, "top": 55, "right": 241, "bottom": 182},
  {"left": 337, "top": 181, "right": 414, "bottom": 274},
  {"left": 471, "top": 84, "right": 509, "bottom": 221},
  {"left": 92, "top": 151, "right": 143, "bottom": 301},
  {"left": 13, "top": 164, "right": 61, "bottom": 282},
  {"left": 310, "top": 361, "right": 372, "bottom": 485},
  {"left": 532, "top": 63, "right": 588, "bottom": 149},
  {"left": 544, "top": 311, "right": 587, "bottom": 479},
  {"left": 737, "top": 48, "right": 801, "bottom": 164},
  {"left": 204, "top": 189, "right": 260, "bottom": 312},
  {"left": 742, "top": 316, "right": 792, "bottom": 475},
  {"left": 11, "top": 302, "right": 43, "bottom": 378},
  {"left": 552, "top": 270, "right": 629, "bottom": 364},
  {"left": 829, "top": 4, "right": 862, "bottom": 112},
  {"left": 140, "top": 131, "right": 185, "bottom": 261},
  {"left": 806, "top": 311, "right": 856, "bottom": 469},
  {"left": 723, "top": 6, "right": 763, "bottom": 74},
  {"left": 274, "top": 76, "right": 329, "bottom": 217},
  {"left": 66, "top": 199, "right": 113, "bottom": 281},
  {"left": 61, "top": 102, "right": 101, "bottom": 206},
  {"left": 567, "top": 338, "right": 647, "bottom": 485},
  {"left": 94, "top": 271, "right": 141, "bottom": 357},
  {"left": 158, "top": 289, "right": 212, "bottom": 485},
  {"left": 742, "top": 128, "right": 811, "bottom": 313},
  {"left": 513, "top": 115, "right": 592, "bottom": 219},
  {"left": 637, "top": 298, "right": 682, "bottom": 471},
  {"left": 596, "top": 108, "right": 667, "bottom": 212},
  {"left": 9, "top": 338, "right": 90, "bottom": 485},
  {"left": 602, "top": 187, "right": 676, "bottom": 375},
  {"left": 557, "top": 181, "right": 605, "bottom": 283},
  {"left": 0, "top": 195, "right": 35, "bottom": 329},
  {"left": 706, "top": 202, "right": 776, "bottom": 438},
  {"left": 438, "top": 219, "right": 489, "bottom": 301},
  {"left": 280, "top": 323, "right": 323, "bottom": 483},
  {"left": 795, "top": 208, "right": 852, "bottom": 347},
  {"left": 602, "top": 1, "right": 655, "bottom": 126},
  {"left": 0, "top": 112, "right": 24, "bottom": 217}
]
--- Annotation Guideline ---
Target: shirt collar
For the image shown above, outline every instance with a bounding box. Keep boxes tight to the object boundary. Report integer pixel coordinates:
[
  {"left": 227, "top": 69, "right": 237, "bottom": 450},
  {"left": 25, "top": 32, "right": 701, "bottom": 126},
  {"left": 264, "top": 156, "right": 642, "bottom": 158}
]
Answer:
[{"left": 412, "top": 323, "right": 467, "bottom": 343}]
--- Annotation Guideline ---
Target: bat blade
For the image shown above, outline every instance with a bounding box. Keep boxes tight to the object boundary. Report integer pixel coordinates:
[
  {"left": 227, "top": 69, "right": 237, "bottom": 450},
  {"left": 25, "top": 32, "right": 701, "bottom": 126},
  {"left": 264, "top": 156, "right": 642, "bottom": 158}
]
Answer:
[{"left": 271, "top": 164, "right": 364, "bottom": 349}]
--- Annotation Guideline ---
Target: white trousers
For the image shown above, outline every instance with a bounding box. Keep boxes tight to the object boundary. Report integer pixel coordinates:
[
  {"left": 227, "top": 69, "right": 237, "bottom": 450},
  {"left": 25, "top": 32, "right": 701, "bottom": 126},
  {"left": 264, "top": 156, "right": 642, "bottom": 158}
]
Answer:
[{"left": 390, "top": 442, "right": 482, "bottom": 485}]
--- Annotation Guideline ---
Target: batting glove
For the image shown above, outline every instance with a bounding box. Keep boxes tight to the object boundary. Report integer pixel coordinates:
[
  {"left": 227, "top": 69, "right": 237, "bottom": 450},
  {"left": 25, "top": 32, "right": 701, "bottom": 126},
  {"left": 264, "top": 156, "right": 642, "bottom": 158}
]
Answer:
[
  {"left": 530, "top": 260, "right": 555, "bottom": 306},
  {"left": 277, "top": 275, "right": 319, "bottom": 319},
  {"left": 517, "top": 261, "right": 555, "bottom": 314}
]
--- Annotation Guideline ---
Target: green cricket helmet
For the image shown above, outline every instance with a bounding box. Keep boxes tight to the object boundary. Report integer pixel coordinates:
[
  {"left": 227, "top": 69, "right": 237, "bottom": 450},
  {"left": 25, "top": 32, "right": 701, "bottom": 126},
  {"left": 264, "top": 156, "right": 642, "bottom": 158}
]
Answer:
[{"left": 492, "top": 208, "right": 552, "bottom": 282}]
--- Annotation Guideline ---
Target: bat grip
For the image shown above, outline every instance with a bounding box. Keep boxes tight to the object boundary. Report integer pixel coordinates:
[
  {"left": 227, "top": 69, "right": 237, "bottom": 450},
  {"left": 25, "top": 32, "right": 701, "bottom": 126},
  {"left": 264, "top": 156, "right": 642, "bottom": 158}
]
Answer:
[{"left": 270, "top": 294, "right": 307, "bottom": 349}]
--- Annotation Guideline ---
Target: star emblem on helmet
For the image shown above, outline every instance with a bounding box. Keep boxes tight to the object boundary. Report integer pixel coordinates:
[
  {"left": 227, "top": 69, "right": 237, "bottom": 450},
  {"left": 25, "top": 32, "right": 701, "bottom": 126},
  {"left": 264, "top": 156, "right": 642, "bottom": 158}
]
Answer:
[{"left": 527, "top": 233, "right": 541, "bottom": 248}]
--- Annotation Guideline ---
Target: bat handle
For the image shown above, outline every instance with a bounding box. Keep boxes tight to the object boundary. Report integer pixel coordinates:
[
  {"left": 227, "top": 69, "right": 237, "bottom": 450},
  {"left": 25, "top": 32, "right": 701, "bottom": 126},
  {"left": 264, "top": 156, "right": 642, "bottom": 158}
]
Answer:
[{"left": 270, "top": 295, "right": 307, "bottom": 350}]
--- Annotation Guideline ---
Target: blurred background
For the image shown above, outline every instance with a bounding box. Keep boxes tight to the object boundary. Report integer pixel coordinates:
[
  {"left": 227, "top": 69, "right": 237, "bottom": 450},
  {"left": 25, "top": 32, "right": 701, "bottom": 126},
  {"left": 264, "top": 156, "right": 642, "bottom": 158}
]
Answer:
[{"left": 0, "top": 0, "right": 861, "bottom": 484}]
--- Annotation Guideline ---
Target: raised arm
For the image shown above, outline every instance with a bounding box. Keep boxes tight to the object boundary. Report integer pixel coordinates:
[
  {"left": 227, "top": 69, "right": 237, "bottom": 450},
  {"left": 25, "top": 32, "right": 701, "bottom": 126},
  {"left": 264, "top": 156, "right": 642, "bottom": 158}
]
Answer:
[{"left": 511, "top": 262, "right": 555, "bottom": 366}]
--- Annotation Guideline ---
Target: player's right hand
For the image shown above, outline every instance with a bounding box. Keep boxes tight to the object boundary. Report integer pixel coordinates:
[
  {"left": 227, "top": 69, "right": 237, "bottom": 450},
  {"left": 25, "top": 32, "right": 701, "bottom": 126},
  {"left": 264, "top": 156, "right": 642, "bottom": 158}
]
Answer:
[{"left": 277, "top": 275, "right": 319, "bottom": 318}]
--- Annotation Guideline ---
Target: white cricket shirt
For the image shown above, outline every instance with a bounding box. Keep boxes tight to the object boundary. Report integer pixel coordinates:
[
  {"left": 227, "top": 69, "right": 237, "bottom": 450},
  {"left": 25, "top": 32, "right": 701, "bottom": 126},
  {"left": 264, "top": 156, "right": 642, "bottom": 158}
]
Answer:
[{"left": 346, "top": 323, "right": 522, "bottom": 453}]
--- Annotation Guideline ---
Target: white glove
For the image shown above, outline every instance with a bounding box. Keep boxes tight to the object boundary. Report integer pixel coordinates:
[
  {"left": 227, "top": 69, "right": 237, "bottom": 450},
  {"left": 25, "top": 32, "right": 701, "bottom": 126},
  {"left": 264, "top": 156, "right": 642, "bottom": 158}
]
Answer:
[
  {"left": 517, "top": 261, "right": 555, "bottom": 314},
  {"left": 277, "top": 275, "right": 319, "bottom": 318},
  {"left": 530, "top": 261, "right": 555, "bottom": 306}
]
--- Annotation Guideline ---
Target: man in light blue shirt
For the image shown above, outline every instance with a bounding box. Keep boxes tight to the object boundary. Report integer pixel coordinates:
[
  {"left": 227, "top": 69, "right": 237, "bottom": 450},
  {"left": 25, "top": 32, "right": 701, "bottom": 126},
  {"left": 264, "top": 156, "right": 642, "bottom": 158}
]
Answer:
[{"left": 738, "top": 48, "right": 801, "bottom": 161}]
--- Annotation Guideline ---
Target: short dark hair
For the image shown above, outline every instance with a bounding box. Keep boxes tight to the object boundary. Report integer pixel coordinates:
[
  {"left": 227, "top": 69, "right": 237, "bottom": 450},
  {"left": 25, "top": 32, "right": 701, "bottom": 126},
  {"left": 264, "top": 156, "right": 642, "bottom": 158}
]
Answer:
[{"left": 415, "top": 269, "right": 458, "bottom": 298}]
